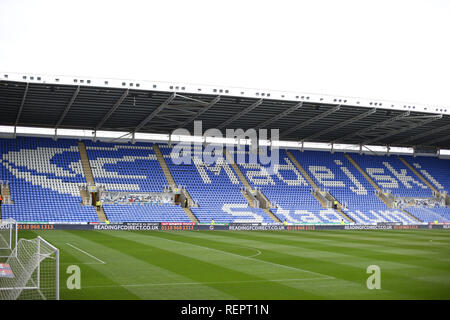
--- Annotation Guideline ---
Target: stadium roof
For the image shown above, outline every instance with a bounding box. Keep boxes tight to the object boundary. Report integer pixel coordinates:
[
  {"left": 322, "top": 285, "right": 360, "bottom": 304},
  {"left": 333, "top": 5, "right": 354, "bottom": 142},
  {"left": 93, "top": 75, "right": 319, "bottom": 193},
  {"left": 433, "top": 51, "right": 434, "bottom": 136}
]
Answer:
[{"left": 1, "top": 72, "right": 449, "bottom": 149}]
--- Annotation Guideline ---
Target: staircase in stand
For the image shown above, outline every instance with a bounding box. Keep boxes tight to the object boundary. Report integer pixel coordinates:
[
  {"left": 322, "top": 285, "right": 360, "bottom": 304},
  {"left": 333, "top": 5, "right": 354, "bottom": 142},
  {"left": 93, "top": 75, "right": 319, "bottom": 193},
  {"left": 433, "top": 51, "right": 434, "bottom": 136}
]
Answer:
[
  {"left": 0, "top": 182, "right": 15, "bottom": 220},
  {"left": 398, "top": 156, "right": 438, "bottom": 193},
  {"left": 77, "top": 141, "right": 108, "bottom": 223},
  {"left": 153, "top": 144, "right": 198, "bottom": 224},
  {"left": 345, "top": 153, "right": 421, "bottom": 223},
  {"left": 78, "top": 141, "right": 95, "bottom": 185},
  {"left": 345, "top": 153, "right": 392, "bottom": 208},
  {"left": 153, "top": 144, "right": 176, "bottom": 186},
  {"left": 223, "top": 148, "right": 281, "bottom": 223},
  {"left": 286, "top": 151, "right": 325, "bottom": 207},
  {"left": 287, "top": 151, "right": 354, "bottom": 223},
  {"left": 263, "top": 208, "right": 281, "bottom": 223},
  {"left": 0, "top": 184, "right": 13, "bottom": 205}
]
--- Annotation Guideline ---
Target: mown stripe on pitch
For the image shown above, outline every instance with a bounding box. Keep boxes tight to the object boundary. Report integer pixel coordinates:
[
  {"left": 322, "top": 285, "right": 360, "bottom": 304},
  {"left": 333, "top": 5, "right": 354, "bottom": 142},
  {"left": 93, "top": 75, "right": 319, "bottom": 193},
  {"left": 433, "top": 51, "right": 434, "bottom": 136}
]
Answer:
[
  {"left": 306, "top": 229, "right": 450, "bottom": 242},
  {"left": 136, "top": 231, "right": 400, "bottom": 299},
  {"left": 96, "top": 230, "right": 326, "bottom": 299},
  {"left": 136, "top": 231, "right": 334, "bottom": 279},
  {"left": 228, "top": 230, "right": 450, "bottom": 273},
  {"left": 210, "top": 231, "right": 450, "bottom": 298},
  {"left": 268, "top": 230, "right": 450, "bottom": 264},
  {"left": 62, "top": 230, "right": 237, "bottom": 300},
  {"left": 222, "top": 230, "right": 450, "bottom": 298},
  {"left": 224, "top": 230, "right": 450, "bottom": 272},
  {"left": 279, "top": 229, "right": 450, "bottom": 249},
  {"left": 283, "top": 228, "right": 450, "bottom": 245},
  {"left": 206, "top": 230, "right": 450, "bottom": 276},
  {"left": 31, "top": 231, "right": 141, "bottom": 300},
  {"left": 49, "top": 230, "right": 199, "bottom": 300},
  {"left": 151, "top": 231, "right": 429, "bottom": 299}
]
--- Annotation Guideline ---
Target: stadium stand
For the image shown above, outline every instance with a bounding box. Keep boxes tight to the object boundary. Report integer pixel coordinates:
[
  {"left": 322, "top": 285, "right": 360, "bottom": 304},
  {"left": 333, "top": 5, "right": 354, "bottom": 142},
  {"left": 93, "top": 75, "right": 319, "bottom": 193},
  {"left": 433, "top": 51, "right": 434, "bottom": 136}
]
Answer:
[
  {"left": 289, "top": 150, "right": 421, "bottom": 225},
  {"left": 232, "top": 146, "right": 348, "bottom": 224},
  {"left": 406, "top": 207, "right": 450, "bottom": 223},
  {"left": 84, "top": 140, "right": 167, "bottom": 192},
  {"left": 350, "top": 153, "right": 433, "bottom": 197},
  {"left": 403, "top": 155, "right": 450, "bottom": 193},
  {"left": 1, "top": 136, "right": 449, "bottom": 224},
  {"left": 84, "top": 140, "right": 191, "bottom": 223},
  {"left": 0, "top": 137, "right": 99, "bottom": 222},
  {"left": 161, "top": 144, "right": 275, "bottom": 223}
]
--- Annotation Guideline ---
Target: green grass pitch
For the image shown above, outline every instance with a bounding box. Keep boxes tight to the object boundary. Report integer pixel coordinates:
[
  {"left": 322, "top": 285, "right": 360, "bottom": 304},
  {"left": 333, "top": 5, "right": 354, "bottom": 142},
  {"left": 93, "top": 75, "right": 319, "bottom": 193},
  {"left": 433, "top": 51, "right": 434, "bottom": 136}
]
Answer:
[{"left": 18, "top": 229, "right": 450, "bottom": 299}]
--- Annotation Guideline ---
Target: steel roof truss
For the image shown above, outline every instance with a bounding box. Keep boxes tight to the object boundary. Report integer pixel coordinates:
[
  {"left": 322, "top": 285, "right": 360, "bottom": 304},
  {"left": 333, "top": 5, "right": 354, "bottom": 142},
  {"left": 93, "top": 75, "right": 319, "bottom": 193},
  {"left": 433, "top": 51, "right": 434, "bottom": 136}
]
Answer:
[
  {"left": 217, "top": 98, "right": 264, "bottom": 130},
  {"left": 363, "top": 114, "right": 443, "bottom": 144},
  {"left": 133, "top": 93, "right": 177, "bottom": 132},
  {"left": 55, "top": 85, "right": 81, "bottom": 128},
  {"left": 95, "top": 89, "right": 129, "bottom": 130},
  {"left": 333, "top": 111, "right": 411, "bottom": 143},
  {"left": 14, "top": 82, "right": 29, "bottom": 130},
  {"left": 280, "top": 105, "right": 341, "bottom": 139},
  {"left": 255, "top": 102, "right": 304, "bottom": 130},
  {"left": 303, "top": 108, "right": 376, "bottom": 141}
]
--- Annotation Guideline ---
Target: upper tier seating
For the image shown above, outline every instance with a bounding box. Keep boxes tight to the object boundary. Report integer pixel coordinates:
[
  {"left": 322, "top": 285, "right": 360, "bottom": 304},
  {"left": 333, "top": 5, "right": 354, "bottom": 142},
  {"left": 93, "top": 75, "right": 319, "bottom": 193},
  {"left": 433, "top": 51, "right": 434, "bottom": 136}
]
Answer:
[
  {"left": 0, "top": 137, "right": 98, "bottom": 222},
  {"left": 232, "top": 147, "right": 347, "bottom": 224},
  {"left": 402, "top": 155, "right": 450, "bottom": 192},
  {"left": 351, "top": 153, "right": 433, "bottom": 197},
  {"left": 84, "top": 140, "right": 167, "bottom": 192},
  {"left": 289, "top": 150, "right": 419, "bottom": 225},
  {"left": 161, "top": 144, "right": 275, "bottom": 223},
  {"left": 84, "top": 140, "right": 190, "bottom": 222}
]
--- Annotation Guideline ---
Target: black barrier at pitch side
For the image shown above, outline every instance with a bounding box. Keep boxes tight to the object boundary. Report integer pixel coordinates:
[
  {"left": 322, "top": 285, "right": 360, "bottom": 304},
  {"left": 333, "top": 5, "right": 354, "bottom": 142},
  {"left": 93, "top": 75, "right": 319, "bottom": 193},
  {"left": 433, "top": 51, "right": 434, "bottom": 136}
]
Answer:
[{"left": 16, "top": 222, "right": 447, "bottom": 231}]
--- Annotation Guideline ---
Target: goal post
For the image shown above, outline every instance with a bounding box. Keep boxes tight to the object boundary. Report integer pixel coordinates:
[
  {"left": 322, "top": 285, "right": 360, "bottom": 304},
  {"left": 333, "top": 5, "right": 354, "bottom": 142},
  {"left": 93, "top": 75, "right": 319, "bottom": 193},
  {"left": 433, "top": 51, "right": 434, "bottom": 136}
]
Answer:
[
  {"left": 0, "top": 218, "right": 18, "bottom": 258},
  {"left": 0, "top": 236, "right": 59, "bottom": 300}
]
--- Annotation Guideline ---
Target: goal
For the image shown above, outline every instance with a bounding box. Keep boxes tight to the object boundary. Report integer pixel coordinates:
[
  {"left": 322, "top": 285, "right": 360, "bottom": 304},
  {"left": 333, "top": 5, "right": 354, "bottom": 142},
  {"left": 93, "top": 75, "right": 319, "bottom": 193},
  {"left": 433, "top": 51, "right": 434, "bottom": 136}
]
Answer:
[
  {"left": 0, "top": 218, "right": 17, "bottom": 258},
  {"left": 0, "top": 236, "right": 59, "bottom": 300}
]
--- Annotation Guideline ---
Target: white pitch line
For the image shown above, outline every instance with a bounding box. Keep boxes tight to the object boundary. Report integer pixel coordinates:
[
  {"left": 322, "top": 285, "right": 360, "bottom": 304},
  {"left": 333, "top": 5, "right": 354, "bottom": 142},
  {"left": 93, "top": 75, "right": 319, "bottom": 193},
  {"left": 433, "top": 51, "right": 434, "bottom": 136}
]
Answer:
[
  {"left": 79, "top": 277, "right": 329, "bottom": 289},
  {"left": 66, "top": 243, "right": 106, "bottom": 264},
  {"left": 60, "top": 262, "right": 104, "bottom": 265},
  {"left": 247, "top": 248, "right": 262, "bottom": 258}
]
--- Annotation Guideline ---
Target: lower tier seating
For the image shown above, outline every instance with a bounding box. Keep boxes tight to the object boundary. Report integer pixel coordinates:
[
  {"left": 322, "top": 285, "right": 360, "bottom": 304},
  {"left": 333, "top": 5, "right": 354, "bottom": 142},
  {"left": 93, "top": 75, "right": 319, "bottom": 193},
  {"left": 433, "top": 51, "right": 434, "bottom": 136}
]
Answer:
[{"left": 406, "top": 207, "right": 450, "bottom": 223}]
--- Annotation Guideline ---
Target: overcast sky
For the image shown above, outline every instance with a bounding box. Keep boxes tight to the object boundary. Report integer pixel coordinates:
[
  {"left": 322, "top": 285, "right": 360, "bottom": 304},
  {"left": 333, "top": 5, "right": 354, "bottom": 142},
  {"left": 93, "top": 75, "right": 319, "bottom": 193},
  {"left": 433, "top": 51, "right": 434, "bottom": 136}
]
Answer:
[{"left": 1, "top": 0, "right": 449, "bottom": 107}]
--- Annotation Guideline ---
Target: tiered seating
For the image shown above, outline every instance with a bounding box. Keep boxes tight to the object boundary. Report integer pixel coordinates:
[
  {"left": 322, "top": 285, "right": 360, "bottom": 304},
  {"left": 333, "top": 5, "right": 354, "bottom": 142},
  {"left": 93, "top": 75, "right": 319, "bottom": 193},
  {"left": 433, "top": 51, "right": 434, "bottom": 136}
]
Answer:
[
  {"left": 403, "top": 155, "right": 450, "bottom": 192},
  {"left": 351, "top": 153, "right": 433, "bottom": 197},
  {"left": 0, "top": 137, "right": 98, "bottom": 222},
  {"left": 407, "top": 207, "right": 450, "bottom": 223},
  {"left": 233, "top": 147, "right": 346, "bottom": 224},
  {"left": 1, "top": 136, "right": 449, "bottom": 225},
  {"left": 161, "top": 144, "right": 275, "bottom": 223},
  {"left": 399, "top": 155, "right": 450, "bottom": 221},
  {"left": 429, "top": 207, "right": 450, "bottom": 220},
  {"left": 290, "top": 150, "right": 419, "bottom": 225},
  {"left": 84, "top": 141, "right": 166, "bottom": 192},
  {"left": 84, "top": 140, "right": 190, "bottom": 222}
]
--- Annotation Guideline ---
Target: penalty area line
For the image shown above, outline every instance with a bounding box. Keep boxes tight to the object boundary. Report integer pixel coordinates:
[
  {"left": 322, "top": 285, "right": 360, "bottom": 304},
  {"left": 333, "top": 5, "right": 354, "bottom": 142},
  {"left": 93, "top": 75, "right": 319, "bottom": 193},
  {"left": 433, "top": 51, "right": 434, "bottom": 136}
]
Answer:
[{"left": 66, "top": 243, "right": 106, "bottom": 264}]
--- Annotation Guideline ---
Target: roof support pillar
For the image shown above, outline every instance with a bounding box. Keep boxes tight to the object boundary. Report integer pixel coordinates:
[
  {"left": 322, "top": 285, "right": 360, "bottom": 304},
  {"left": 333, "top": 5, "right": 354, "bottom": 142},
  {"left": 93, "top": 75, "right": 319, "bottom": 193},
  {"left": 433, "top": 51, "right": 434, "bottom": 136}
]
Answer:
[{"left": 14, "top": 82, "right": 29, "bottom": 138}]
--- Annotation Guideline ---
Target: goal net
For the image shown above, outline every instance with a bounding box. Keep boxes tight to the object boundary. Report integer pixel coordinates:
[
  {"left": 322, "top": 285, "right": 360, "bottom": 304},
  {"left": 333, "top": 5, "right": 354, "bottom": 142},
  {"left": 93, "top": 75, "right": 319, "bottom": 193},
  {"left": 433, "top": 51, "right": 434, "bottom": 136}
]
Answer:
[
  {"left": 0, "top": 218, "right": 17, "bottom": 258},
  {"left": 0, "top": 236, "right": 59, "bottom": 300}
]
